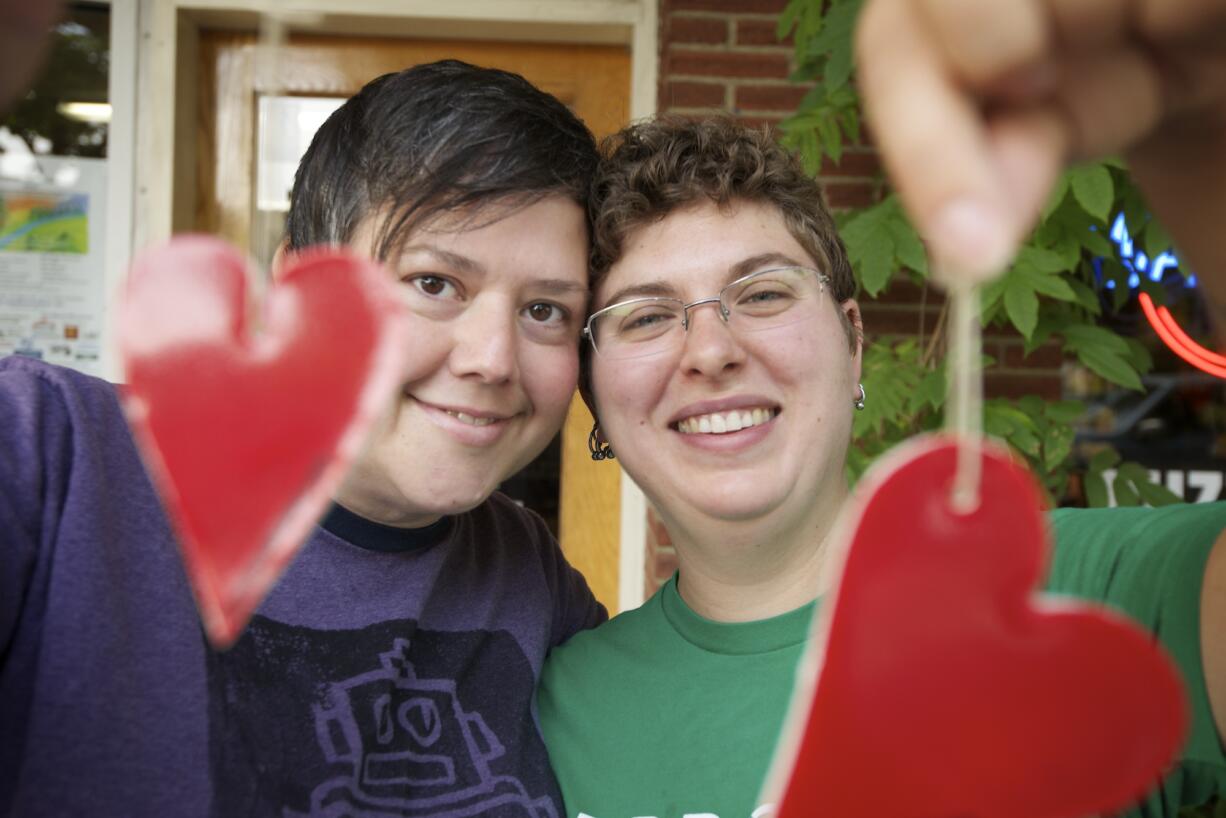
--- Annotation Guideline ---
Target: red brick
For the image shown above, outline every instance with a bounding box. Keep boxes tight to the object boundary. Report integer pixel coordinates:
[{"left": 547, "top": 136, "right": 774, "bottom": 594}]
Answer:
[
  {"left": 985, "top": 371, "right": 1062, "bottom": 400},
  {"left": 869, "top": 277, "right": 945, "bottom": 307},
  {"left": 667, "top": 15, "right": 729, "bottom": 44},
  {"left": 664, "top": 80, "right": 727, "bottom": 109},
  {"left": 859, "top": 304, "right": 941, "bottom": 335},
  {"left": 671, "top": 0, "right": 789, "bottom": 12},
  {"left": 736, "top": 17, "right": 793, "bottom": 46},
  {"left": 736, "top": 114, "right": 784, "bottom": 133},
  {"left": 994, "top": 341, "right": 1065, "bottom": 369},
  {"left": 735, "top": 83, "right": 810, "bottom": 112},
  {"left": 822, "top": 180, "right": 880, "bottom": 209},
  {"left": 819, "top": 149, "right": 881, "bottom": 178},
  {"left": 668, "top": 49, "right": 791, "bottom": 79}
]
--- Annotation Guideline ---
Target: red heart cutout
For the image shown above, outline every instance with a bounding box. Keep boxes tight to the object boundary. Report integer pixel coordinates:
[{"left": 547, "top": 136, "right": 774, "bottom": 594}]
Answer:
[
  {"left": 121, "top": 236, "right": 407, "bottom": 648},
  {"left": 767, "top": 436, "right": 1187, "bottom": 818}
]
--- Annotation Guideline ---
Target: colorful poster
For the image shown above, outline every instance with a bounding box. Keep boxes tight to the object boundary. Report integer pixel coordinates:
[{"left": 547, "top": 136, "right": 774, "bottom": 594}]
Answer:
[{"left": 0, "top": 156, "right": 107, "bottom": 377}]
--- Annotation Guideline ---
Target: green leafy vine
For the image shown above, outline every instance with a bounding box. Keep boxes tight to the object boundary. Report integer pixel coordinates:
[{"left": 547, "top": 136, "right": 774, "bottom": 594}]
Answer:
[{"left": 778, "top": 0, "right": 1183, "bottom": 507}]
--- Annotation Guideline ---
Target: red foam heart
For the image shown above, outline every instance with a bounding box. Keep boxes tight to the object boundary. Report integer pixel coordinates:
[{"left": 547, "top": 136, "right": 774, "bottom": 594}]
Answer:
[
  {"left": 767, "top": 436, "right": 1187, "bottom": 818},
  {"left": 121, "top": 236, "right": 407, "bottom": 648}
]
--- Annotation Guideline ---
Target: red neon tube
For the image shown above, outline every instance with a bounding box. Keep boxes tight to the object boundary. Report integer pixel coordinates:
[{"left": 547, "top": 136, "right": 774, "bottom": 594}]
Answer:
[{"left": 1138, "top": 292, "right": 1226, "bottom": 379}]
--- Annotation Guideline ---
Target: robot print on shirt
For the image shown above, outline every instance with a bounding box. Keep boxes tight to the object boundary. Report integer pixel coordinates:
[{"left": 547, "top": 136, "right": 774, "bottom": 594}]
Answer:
[{"left": 205, "top": 617, "right": 560, "bottom": 818}]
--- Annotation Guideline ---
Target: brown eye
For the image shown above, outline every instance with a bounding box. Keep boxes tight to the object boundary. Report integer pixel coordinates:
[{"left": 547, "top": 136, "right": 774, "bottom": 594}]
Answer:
[
  {"left": 417, "top": 276, "right": 447, "bottom": 296},
  {"left": 528, "top": 303, "right": 557, "bottom": 322}
]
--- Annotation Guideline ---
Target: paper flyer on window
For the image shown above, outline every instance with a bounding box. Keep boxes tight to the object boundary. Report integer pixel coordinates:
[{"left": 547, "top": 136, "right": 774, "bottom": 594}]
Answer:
[{"left": 0, "top": 155, "right": 108, "bottom": 377}]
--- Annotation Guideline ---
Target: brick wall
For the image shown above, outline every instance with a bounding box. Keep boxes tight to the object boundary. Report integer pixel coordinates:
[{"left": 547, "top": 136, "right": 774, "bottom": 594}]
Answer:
[{"left": 643, "top": 0, "right": 1064, "bottom": 596}]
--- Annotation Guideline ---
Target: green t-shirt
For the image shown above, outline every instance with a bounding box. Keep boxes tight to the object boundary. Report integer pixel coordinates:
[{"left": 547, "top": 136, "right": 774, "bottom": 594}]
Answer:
[{"left": 538, "top": 503, "right": 1226, "bottom": 818}]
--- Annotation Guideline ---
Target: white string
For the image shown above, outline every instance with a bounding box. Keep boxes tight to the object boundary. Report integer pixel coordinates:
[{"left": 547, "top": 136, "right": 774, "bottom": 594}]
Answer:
[{"left": 946, "top": 282, "right": 982, "bottom": 514}]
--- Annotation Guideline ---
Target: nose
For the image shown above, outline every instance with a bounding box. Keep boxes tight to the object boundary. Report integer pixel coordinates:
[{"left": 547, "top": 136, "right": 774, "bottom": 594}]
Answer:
[
  {"left": 448, "top": 297, "right": 518, "bottom": 384},
  {"left": 678, "top": 300, "right": 745, "bottom": 378}
]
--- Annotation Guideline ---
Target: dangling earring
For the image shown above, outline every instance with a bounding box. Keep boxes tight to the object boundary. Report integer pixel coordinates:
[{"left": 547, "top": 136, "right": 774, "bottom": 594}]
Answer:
[
  {"left": 588, "top": 422, "right": 615, "bottom": 461},
  {"left": 854, "top": 383, "right": 867, "bottom": 411}
]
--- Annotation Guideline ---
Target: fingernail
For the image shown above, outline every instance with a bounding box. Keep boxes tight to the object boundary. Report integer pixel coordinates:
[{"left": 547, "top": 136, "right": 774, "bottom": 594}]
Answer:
[{"left": 930, "top": 197, "right": 1015, "bottom": 284}]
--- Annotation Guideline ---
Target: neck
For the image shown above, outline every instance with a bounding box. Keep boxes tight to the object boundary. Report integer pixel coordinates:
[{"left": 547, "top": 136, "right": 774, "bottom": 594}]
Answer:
[{"left": 663, "top": 483, "right": 847, "bottom": 622}]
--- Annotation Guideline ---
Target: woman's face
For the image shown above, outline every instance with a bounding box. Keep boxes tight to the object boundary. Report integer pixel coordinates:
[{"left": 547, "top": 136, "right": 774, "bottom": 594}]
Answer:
[
  {"left": 589, "top": 199, "right": 862, "bottom": 531},
  {"left": 336, "top": 195, "right": 589, "bottom": 525}
]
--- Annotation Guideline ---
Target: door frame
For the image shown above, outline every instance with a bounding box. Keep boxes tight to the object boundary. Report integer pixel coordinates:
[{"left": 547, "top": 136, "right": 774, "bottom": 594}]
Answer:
[{"left": 131, "top": 0, "right": 652, "bottom": 612}]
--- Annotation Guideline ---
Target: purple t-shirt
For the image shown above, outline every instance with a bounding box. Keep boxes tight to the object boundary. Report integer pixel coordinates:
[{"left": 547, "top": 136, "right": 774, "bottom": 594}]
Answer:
[{"left": 0, "top": 356, "right": 605, "bottom": 817}]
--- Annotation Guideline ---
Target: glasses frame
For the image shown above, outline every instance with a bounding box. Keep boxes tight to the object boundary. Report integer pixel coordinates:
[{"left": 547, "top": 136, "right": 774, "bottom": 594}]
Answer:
[{"left": 582, "top": 265, "right": 832, "bottom": 359}]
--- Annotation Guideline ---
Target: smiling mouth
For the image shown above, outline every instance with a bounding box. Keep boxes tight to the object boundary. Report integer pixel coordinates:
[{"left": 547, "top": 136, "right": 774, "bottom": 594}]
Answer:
[
  {"left": 444, "top": 410, "right": 499, "bottom": 427},
  {"left": 673, "top": 406, "right": 779, "bottom": 435}
]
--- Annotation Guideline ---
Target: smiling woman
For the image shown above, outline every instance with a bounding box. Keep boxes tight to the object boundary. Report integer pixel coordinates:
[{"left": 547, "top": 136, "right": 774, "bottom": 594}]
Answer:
[{"left": 538, "top": 116, "right": 1226, "bottom": 818}]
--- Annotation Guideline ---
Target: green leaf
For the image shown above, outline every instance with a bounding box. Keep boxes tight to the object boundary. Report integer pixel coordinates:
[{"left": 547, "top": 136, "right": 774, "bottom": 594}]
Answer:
[
  {"left": 1062, "top": 323, "right": 1130, "bottom": 355},
  {"left": 1135, "top": 476, "right": 1184, "bottom": 507},
  {"left": 1041, "top": 174, "right": 1070, "bottom": 221},
  {"left": 1084, "top": 469, "right": 1108, "bottom": 507},
  {"left": 1004, "top": 275, "right": 1040, "bottom": 338},
  {"left": 816, "top": 115, "right": 843, "bottom": 164},
  {"left": 1043, "top": 424, "right": 1075, "bottom": 471},
  {"left": 1024, "top": 269, "right": 1078, "bottom": 302},
  {"left": 1079, "top": 227, "right": 1116, "bottom": 259},
  {"left": 1113, "top": 470, "right": 1141, "bottom": 506},
  {"left": 776, "top": 0, "right": 804, "bottom": 39},
  {"left": 1045, "top": 400, "right": 1085, "bottom": 424},
  {"left": 1066, "top": 278, "right": 1102, "bottom": 316},
  {"left": 887, "top": 214, "right": 928, "bottom": 275},
  {"left": 916, "top": 367, "right": 945, "bottom": 411},
  {"left": 1143, "top": 217, "right": 1174, "bottom": 260},
  {"left": 1017, "top": 246, "right": 1068, "bottom": 275},
  {"left": 1069, "top": 164, "right": 1115, "bottom": 222},
  {"left": 1089, "top": 448, "right": 1121, "bottom": 471},
  {"left": 1077, "top": 345, "right": 1144, "bottom": 390}
]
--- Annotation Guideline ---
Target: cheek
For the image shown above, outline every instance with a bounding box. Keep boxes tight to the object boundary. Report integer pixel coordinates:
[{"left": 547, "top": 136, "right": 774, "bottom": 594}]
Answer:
[
  {"left": 523, "top": 345, "right": 580, "bottom": 418},
  {"left": 591, "top": 359, "right": 669, "bottom": 432},
  {"left": 401, "top": 319, "right": 452, "bottom": 382}
]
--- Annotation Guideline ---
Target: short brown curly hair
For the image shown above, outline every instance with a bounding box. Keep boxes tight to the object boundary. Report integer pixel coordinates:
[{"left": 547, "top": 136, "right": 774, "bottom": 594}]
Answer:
[{"left": 588, "top": 116, "right": 857, "bottom": 328}]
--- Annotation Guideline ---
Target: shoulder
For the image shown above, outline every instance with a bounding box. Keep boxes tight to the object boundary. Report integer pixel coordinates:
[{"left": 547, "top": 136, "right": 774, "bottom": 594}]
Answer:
[
  {"left": 544, "top": 591, "right": 663, "bottom": 677},
  {"left": 0, "top": 356, "right": 122, "bottom": 427},
  {"left": 1045, "top": 503, "right": 1226, "bottom": 600}
]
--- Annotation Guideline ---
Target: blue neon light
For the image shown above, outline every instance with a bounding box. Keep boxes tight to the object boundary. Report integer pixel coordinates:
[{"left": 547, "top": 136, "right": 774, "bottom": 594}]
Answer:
[{"left": 1098, "top": 212, "right": 1196, "bottom": 290}]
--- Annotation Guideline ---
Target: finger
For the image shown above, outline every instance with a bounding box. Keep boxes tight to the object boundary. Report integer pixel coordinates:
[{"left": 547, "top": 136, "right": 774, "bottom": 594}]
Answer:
[
  {"left": 856, "top": 0, "right": 1017, "bottom": 282},
  {"left": 985, "top": 106, "right": 1068, "bottom": 237},
  {"left": 1042, "top": 0, "right": 1129, "bottom": 49},
  {"left": 1137, "top": 0, "right": 1226, "bottom": 42},
  {"left": 1050, "top": 49, "right": 1165, "bottom": 160},
  {"left": 915, "top": 0, "right": 1051, "bottom": 90}
]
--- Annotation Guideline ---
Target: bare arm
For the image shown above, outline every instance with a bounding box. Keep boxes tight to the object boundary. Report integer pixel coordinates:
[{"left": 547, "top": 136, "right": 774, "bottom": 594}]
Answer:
[{"left": 1202, "top": 526, "right": 1226, "bottom": 745}]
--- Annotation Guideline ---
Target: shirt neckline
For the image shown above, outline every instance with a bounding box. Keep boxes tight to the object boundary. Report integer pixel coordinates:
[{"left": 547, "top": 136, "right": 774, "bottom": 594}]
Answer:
[
  {"left": 659, "top": 573, "right": 817, "bottom": 655},
  {"left": 321, "top": 502, "right": 454, "bottom": 553}
]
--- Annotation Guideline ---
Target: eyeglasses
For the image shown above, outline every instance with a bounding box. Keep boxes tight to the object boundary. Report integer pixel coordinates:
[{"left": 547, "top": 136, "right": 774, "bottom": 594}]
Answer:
[{"left": 583, "top": 265, "right": 831, "bottom": 360}]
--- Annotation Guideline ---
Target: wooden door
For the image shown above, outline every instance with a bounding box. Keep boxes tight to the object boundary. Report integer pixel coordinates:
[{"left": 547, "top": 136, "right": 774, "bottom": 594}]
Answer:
[{"left": 195, "top": 33, "right": 630, "bottom": 611}]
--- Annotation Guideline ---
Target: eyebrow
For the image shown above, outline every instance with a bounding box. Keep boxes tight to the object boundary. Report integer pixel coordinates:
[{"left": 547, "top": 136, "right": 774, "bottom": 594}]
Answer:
[
  {"left": 599, "top": 252, "right": 813, "bottom": 308},
  {"left": 394, "top": 245, "right": 588, "bottom": 298},
  {"left": 398, "top": 245, "right": 485, "bottom": 275},
  {"left": 532, "top": 279, "right": 590, "bottom": 298}
]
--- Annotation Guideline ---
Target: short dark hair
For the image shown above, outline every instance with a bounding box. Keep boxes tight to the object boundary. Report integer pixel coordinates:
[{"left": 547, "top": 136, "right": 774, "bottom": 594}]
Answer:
[
  {"left": 590, "top": 116, "right": 856, "bottom": 315},
  {"left": 285, "top": 59, "right": 598, "bottom": 260}
]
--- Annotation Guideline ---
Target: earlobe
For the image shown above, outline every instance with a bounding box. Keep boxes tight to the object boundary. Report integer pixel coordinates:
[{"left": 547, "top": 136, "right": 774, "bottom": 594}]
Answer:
[{"left": 270, "top": 240, "right": 292, "bottom": 281}]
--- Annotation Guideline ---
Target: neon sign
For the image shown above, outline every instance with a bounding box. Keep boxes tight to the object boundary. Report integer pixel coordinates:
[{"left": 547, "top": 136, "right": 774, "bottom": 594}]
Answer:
[{"left": 1101, "top": 213, "right": 1222, "bottom": 379}]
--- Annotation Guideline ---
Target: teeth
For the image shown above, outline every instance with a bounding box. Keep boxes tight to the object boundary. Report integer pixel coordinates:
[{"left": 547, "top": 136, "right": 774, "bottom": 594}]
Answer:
[
  {"left": 676, "top": 407, "right": 776, "bottom": 435},
  {"left": 447, "top": 410, "right": 496, "bottom": 427}
]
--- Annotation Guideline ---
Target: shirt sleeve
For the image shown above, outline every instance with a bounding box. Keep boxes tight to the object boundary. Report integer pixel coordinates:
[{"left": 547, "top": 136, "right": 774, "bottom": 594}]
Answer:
[
  {"left": 528, "top": 511, "right": 606, "bottom": 649},
  {"left": 1046, "top": 502, "right": 1226, "bottom": 817},
  {"left": 0, "top": 361, "right": 74, "bottom": 654}
]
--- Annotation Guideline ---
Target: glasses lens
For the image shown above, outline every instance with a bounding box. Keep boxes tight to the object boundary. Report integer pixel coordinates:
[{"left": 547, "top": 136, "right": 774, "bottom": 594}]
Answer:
[
  {"left": 591, "top": 299, "right": 684, "bottom": 358},
  {"left": 724, "top": 267, "right": 822, "bottom": 330}
]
